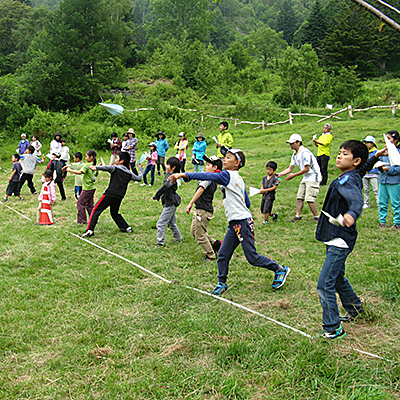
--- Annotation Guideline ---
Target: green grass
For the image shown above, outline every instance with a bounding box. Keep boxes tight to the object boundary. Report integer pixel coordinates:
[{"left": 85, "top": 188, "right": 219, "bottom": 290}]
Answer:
[{"left": 0, "top": 114, "right": 399, "bottom": 399}]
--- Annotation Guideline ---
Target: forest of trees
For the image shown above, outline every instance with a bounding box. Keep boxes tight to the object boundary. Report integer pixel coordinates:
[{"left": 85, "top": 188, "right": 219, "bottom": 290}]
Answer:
[{"left": 1, "top": 0, "right": 400, "bottom": 133}]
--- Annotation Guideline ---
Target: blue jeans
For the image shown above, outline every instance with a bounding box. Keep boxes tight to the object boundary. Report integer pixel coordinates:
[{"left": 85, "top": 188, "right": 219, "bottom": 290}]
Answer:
[
  {"left": 217, "top": 218, "right": 281, "bottom": 283},
  {"left": 143, "top": 164, "right": 155, "bottom": 185},
  {"left": 317, "top": 245, "right": 362, "bottom": 332}
]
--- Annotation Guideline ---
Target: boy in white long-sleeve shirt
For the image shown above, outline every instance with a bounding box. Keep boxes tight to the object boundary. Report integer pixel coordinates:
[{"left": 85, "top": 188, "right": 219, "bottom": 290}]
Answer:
[{"left": 169, "top": 148, "right": 290, "bottom": 295}]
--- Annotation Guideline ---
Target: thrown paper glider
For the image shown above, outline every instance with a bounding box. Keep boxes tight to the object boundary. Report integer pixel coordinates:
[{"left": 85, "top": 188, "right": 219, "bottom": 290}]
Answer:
[
  {"left": 99, "top": 103, "right": 125, "bottom": 116},
  {"left": 249, "top": 186, "right": 261, "bottom": 197}
]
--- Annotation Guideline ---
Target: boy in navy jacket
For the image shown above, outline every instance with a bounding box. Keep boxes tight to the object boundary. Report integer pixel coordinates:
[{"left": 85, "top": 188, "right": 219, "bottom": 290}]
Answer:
[{"left": 316, "top": 140, "right": 385, "bottom": 339}]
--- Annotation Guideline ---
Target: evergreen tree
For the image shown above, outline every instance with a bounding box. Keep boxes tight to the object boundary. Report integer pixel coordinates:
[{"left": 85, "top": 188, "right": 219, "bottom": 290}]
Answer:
[
  {"left": 276, "top": 0, "right": 298, "bottom": 45},
  {"left": 301, "top": 0, "right": 327, "bottom": 56},
  {"left": 322, "top": 0, "right": 392, "bottom": 78}
]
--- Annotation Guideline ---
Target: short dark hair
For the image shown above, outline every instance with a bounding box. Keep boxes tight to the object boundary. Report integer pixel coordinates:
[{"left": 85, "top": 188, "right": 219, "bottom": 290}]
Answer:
[
  {"left": 27, "top": 145, "right": 35, "bottom": 153},
  {"left": 266, "top": 161, "right": 277, "bottom": 171},
  {"left": 340, "top": 140, "right": 369, "bottom": 169},
  {"left": 61, "top": 139, "right": 66, "bottom": 143},
  {"left": 74, "top": 152, "right": 83, "bottom": 160},
  {"left": 387, "top": 130, "right": 400, "bottom": 146},
  {"left": 220, "top": 121, "right": 229, "bottom": 129},
  {"left": 166, "top": 157, "right": 181, "bottom": 173},
  {"left": 111, "top": 132, "right": 118, "bottom": 137},
  {"left": 117, "top": 151, "right": 130, "bottom": 167},
  {"left": 13, "top": 153, "right": 20, "bottom": 160},
  {"left": 43, "top": 169, "right": 53, "bottom": 179}
]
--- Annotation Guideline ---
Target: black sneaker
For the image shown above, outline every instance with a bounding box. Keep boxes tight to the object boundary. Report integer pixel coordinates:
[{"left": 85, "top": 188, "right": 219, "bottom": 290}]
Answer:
[
  {"left": 81, "top": 230, "right": 94, "bottom": 238},
  {"left": 202, "top": 256, "right": 215, "bottom": 262},
  {"left": 272, "top": 213, "right": 279, "bottom": 222},
  {"left": 212, "top": 240, "right": 222, "bottom": 253},
  {"left": 321, "top": 324, "right": 346, "bottom": 339}
]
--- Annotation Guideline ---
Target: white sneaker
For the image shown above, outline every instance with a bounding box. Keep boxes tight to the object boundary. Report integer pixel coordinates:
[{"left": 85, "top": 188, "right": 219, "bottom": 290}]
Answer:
[
  {"left": 140, "top": 183, "right": 146, "bottom": 186},
  {"left": 363, "top": 204, "right": 370, "bottom": 209}
]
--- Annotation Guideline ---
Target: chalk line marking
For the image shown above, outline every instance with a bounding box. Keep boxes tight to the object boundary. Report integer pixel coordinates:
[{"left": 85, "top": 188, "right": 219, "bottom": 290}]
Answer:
[
  {"left": 1, "top": 201, "right": 394, "bottom": 362},
  {"left": 1, "top": 201, "right": 33, "bottom": 221}
]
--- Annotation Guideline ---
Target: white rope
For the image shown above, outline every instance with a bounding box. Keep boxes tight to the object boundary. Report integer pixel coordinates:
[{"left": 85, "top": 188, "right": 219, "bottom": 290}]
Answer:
[{"left": 1, "top": 201, "right": 394, "bottom": 362}]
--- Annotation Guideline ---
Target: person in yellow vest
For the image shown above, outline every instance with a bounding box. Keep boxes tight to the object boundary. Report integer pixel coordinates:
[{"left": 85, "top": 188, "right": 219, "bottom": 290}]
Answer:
[
  {"left": 216, "top": 121, "right": 234, "bottom": 158},
  {"left": 313, "top": 123, "right": 333, "bottom": 185}
]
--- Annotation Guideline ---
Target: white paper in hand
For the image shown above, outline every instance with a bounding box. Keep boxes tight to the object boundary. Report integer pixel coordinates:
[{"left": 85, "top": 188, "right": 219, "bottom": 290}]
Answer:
[
  {"left": 322, "top": 210, "right": 344, "bottom": 226},
  {"left": 100, "top": 157, "right": 105, "bottom": 166},
  {"left": 384, "top": 133, "right": 400, "bottom": 166},
  {"left": 249, "top": 186, "right": 261, "bottom": 197},
  {"left": 212, "top": 136, "right": 218, "bottom": 143}
]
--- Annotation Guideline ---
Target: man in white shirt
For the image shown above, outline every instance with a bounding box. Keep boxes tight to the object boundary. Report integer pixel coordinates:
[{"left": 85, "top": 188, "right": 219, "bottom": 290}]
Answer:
[{"left": 277, "top": 134, "right": 321, "bottom": 222}]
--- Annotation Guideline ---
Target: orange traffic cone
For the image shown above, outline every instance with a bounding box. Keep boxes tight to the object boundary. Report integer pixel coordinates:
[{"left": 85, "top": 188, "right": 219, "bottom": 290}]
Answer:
[{"left": 38, "top": 184, "right": 54, "bottom": 225}]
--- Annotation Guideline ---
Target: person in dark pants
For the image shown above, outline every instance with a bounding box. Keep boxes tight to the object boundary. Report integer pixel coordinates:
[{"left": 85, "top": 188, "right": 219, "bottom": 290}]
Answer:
[
  {"left": 313, "top": 123, "right": 333, "bottom": 186},
  {"left": 80, "top": 152, "right": 143, "bottom": 238},
  {"left": 169, "top": 149, "right": 290, "bottom": 296}
]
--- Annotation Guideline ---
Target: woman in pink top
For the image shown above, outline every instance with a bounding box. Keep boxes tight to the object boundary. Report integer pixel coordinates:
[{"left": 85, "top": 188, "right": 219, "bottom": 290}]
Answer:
[{"left": 141, "top": 142, "right": 158, "bottom": 186}]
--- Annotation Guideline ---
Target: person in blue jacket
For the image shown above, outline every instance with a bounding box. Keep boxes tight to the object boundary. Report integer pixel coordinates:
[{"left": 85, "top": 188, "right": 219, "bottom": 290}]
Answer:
[
  {"left": 191, "top": 132, "right": 207, "bottom": 172},
  {"left": 18, "top": 134, "right": 30, "bottom": 155},
  {"left": 155, "top": 131, "right": 169, "bottom": 176},
  {"left": 378, "top": 130, "right": 400, "bottom": 230}
]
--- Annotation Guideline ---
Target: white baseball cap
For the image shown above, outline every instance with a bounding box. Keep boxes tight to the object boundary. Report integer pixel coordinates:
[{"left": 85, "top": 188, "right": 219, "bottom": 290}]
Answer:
[
  {"left": 286, "top": 134, "right": 302, "bottom": 143},
  {"left": 362, "top": 135, "right": 376, "bottom": 144}
]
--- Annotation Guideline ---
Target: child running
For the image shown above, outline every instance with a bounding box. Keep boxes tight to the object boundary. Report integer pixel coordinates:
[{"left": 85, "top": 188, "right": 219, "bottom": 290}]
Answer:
[
  {"left": 66, "top": 149, "right": 97, "bottom": 224},
  {"left": 316, "top": 140, "right": 385, "bottom": 339},
  {"left": 141, "top": 142, "right": 158, "bottom": 186},
  {"left": 185, "top": 155, "right": 222, "bottom": 261},
  {"left": 19, "top": 145, "right": 43, "bottom": 195},
  {"left": 2, "top": 154, "right": 23, "bottom": 202},
  {"left": 81, "top": 152, "right": 143, "bottom": 238},
  {"left": 153, "top": 157, "right": 182, "bottom": 247},
  {"left": 169, "top": 148, "right": 290, "bottom": 295},
  {"left": 260, "top": 161, "right": 279, "bottom": 225}
]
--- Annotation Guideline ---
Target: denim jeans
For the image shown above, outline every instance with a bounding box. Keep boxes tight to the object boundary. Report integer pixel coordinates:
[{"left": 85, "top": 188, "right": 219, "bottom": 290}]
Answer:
[
  {"left": 317, "top": 245, "right": 363, "bottom": 332},
  {"left": 217, "top": 218, "right": 281, "bottom": 283},
  {"left": 143, "top": 164, "right": 155, "bottom": 185}
]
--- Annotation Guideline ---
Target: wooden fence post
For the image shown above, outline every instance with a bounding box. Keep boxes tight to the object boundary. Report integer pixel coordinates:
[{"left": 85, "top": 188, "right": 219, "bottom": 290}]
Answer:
[
  {"left": 289, "top": 111, "right": 293, "bottom": 125},
  {"left": 262, "top": 120, "right": 265, "bottom": 130},
  {"left": 348, "top": 105, "right": 353, "bottom": 118},
  {"left": 392, "top": 100, "right": 396, "bottom": 116}
]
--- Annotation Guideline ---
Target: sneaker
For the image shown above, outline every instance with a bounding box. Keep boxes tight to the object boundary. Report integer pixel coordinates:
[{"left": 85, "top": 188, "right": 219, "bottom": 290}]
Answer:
[
  {"left": 272, "top": 265, "right": 290, "bottom": 289},
  {"left": 340, "top": 314, "right": 356, "bottom": 322},
  {"left": 272, "top": 213, "right": 279, "bottom": 222},
  {"left": 81, "top": 230, "right": 94, "bottom": 238},
  {"left": 363, "top": 204, "right": 370, "bottom": 209},
  {"left": 391, "top": 224, "right": 400, "bottom": 231},
  {"left": 378, "top": 223, "right": 386, "bottom": 228},
  {"left": 288, "top": 216, "right": 302, "bottom": 222},
  {"left": 140, "top": 183, "right": 146, "bottom": 186},
  {"left": 19, "top": 197, "right": 24, "bottom": 201},
  {"left": 33, "top": 191, "right": 37, "bottom": 195},
  {"left": 211, "top": 282, "right": 228, "bottom": 296},
  {"left": 125, "top": 227, "right": 133, "bottom": 233},
  {"left": 321, "top": 324, "right": 346, "bottom": 340},
  {"left": 154, "top": 243, "right": 164, "bottom": 248},
  {"left": 262, "top": 220, "right": 268, "bottom": 225},
  {"left": 212, "top": 240, "right": 222, "bottom": 254},
  {"left": 202, "top": 256, "right": 215, "bottom": 262},
  {"left": 148, "top": 184, "right": 152, "bottom": 187},
  {"left": 313, "top": 216, "right": 319, "bottom": 222},
  {"left": 1, "top": 197, "right": 8, "bottom": 202}
]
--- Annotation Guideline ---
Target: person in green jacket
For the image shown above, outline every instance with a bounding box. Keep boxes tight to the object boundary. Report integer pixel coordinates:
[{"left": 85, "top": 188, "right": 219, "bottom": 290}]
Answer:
[{"left": 216, "top": 121, "right": 234, "bottom": 158}]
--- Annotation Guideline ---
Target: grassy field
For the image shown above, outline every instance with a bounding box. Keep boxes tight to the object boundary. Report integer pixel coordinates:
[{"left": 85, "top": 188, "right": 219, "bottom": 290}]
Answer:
[{"left": 0, "top": 114, "right": 399, "bottom": 399}]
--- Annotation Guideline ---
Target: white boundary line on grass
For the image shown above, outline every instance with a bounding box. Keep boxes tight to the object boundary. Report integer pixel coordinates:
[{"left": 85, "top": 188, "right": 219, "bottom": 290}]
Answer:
[{"left": 1, "top": 201, "right": 394, "bottom": 363}]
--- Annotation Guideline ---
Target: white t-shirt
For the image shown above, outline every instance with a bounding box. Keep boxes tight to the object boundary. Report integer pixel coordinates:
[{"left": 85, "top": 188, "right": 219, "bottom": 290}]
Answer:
[{"left": 290, "top": 146, "right": 321, "bottom": 182}]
